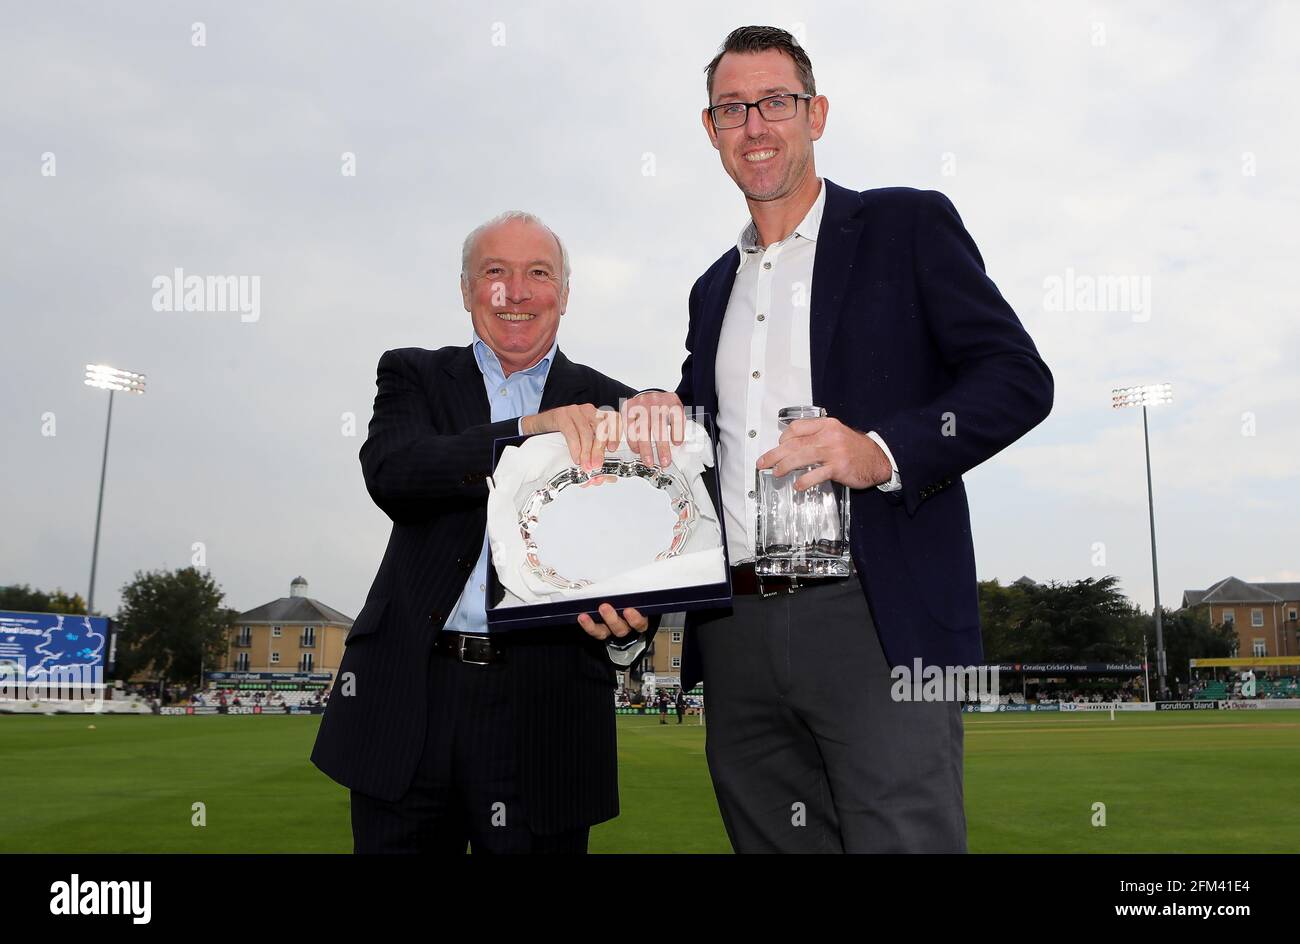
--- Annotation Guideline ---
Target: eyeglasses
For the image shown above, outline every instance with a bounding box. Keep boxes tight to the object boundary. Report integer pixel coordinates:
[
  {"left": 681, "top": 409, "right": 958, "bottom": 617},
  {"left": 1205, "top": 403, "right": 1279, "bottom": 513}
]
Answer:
[{"left": 708, "top": 93, "right": 813, "bottom": 130}]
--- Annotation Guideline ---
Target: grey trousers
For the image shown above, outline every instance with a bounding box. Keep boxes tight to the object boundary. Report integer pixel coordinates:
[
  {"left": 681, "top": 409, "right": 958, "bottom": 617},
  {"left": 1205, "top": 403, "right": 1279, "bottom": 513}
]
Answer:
[{"left": 695, "top": 578, "right": 967, "bottom": 853}]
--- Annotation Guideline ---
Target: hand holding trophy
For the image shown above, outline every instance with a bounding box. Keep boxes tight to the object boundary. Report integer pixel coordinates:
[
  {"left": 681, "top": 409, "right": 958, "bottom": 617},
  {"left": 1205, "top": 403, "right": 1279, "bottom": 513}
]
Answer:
[
  {"left": 521, "top": 403, "right": 624, "bottom": 472},
  {"left": 622, "top": 391, "right": 686, "bottom": 468}
]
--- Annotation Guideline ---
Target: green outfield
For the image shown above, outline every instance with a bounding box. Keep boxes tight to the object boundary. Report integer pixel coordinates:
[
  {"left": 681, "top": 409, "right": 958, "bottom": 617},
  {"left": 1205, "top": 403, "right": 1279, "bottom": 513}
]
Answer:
[{"left": 2, "top": 711, "right": 1297, "bottom": 853}]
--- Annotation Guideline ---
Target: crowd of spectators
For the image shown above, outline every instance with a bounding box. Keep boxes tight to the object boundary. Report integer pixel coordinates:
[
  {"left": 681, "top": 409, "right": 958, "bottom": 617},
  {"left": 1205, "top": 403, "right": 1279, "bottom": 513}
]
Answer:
[
  {"left": 113, "top": 683, "right": 330, "bottom": 711},
  {"left": 1030, "top": 686, "right": 1145, "bottom": 704},
  {"left": 615, "top": 687, "right": 703, "bottom": 713},
  {"left": 1188, "top": 674, "right": 1298, "bottom": 700},
  {"left": 188, "top": 687, "right": 328, "bottom": 709}
]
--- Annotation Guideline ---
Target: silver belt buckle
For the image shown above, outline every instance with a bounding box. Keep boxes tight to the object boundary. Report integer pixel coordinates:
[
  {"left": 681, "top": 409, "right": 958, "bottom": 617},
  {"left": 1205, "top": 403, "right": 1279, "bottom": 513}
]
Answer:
[{"left": 458, "top": 634, "right": 493, "bottom": 665}]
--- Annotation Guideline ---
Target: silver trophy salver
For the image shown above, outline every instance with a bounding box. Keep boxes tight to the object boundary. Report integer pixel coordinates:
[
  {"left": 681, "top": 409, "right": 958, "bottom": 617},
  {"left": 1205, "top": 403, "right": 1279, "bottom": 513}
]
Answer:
[{"left": 754, "top": 406, "right": 854, "bottom": 577}]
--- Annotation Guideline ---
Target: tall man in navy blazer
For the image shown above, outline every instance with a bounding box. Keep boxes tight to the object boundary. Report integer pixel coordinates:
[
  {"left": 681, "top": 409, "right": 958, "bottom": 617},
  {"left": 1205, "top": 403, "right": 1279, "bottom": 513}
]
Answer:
[{"left": 627, "top": 27, "right": 1053, "bottom": 852}]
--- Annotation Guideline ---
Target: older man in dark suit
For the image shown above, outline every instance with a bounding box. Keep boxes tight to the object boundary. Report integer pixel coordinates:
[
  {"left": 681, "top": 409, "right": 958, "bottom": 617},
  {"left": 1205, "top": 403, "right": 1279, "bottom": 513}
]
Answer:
[{"left": 311, "top": 211, "right": 654, "bottom": 853}]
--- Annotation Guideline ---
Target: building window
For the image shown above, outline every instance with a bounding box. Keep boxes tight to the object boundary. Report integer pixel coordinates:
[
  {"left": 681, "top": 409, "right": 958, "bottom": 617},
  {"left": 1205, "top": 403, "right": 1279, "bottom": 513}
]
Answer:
[
  {"left": 1251, "top": 609, "right": 1264, "bottom": 627},
  {"left": 1222, "top": 609, "right": 1235, "bottom": 626},
  {"left": 237, "top": 626, "right": 252, "bottom": 647},
  {"left": 300, "top": 653, "right": 314, "bottom": 672},
  {"left": 270, "top": 651, "right": 280, "bottom": 664},
  {"left": 671, "top": 631, "right": 682, "bottom": 643},
  {"left": 1253, "top": 639, "right": 1267, "bottom": 658},
  {"left": 236, "top": 653, "right": 249, "bottom": 671},
  {"left": 302, "top": 626, "right": 316, "bottom": 648},
  {"left": 1290, "top": 608, "right": 1298, "bottom": 622},
  {"left": 272, "top": 625, "right": 282, "bottom": 637},
  {"left": 671, "top": 656, "right": 681, "bottom": 668}
]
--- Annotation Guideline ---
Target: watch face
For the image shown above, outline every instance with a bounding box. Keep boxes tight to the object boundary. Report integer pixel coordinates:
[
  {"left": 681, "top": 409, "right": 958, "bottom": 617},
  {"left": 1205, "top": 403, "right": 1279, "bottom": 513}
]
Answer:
[{"left": 518, "top": 457, "right": 697, "bottom": 590}]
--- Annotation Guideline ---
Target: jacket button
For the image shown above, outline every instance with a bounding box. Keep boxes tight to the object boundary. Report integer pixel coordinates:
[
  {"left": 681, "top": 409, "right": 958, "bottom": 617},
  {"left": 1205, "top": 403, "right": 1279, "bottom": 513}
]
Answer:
[{"left": 429, "top": 612, "right": 445, "bottom": 626}]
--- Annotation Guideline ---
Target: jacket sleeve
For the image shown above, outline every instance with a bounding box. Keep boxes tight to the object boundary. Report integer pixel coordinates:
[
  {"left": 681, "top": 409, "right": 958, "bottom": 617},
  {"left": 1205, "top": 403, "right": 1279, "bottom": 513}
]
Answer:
[
  {"left": 359, "top": 349, "right": 519, "bottom": 523},
  {"left": 870, "top": 191, "right": 1053, "bottom": 516},
  {"left": 674, "top": 278, "right": 703, "bottom": 406}
]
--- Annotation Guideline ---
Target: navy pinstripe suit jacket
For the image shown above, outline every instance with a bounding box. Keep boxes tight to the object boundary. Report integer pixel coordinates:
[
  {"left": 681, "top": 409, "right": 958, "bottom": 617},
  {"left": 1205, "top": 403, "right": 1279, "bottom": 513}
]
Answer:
[{"left": 311, "top": 343, "right": 652, "bottom": 833}]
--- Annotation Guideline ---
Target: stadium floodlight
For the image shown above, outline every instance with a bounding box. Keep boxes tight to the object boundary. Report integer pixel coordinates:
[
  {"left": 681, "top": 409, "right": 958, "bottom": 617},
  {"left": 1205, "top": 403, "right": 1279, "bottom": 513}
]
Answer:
[
  {"left": 84, "top": 364, "right": 146, "bottom": 394},
  {"left": 84, "top": 364, "right": 147, "bottom": 615},
  {"left": 1111, "top": 383, "right": 1172, "bottom": 410},
  {"left": 1111, "top": 382, "right": 1172, "bottom": 700}
]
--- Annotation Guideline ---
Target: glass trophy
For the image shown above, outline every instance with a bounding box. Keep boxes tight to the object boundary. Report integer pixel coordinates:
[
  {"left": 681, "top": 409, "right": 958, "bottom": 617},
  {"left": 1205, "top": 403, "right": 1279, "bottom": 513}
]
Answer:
[{"left": 754, "top": 405, "right": 854, "bottom": 577}]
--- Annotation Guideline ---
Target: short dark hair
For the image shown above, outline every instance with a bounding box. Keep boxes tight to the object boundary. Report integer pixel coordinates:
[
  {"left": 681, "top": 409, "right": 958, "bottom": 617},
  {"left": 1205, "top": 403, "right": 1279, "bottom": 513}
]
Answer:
[{"left": 704, "top": 26, "right": 816, "bottom": 102}]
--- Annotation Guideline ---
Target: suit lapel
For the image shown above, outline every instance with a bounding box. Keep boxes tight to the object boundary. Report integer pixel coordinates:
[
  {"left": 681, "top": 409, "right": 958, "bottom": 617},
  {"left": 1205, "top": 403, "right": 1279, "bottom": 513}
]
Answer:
[
  {"left": 442, "top": 344, "right": 490, "bottom": 428},
  {"left": 539, "top": 348, "right": 590, "bottom": 411},
  {"left": 444, "top": 343, "right": 591, "bottom": 424},
  {"left": 697, "top": 181, "right": 866, "bottom": 412},
  {"left": 694, "top": 249, "right": 739, "bottom": 416},
  {"left": 809, "top": 179, "right": 867, "bottom": 405}
]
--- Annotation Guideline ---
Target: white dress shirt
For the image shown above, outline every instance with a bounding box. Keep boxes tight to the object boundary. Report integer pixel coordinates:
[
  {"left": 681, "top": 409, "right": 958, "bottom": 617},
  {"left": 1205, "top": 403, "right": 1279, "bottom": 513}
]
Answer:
[{"left": 714, "top": 178, "right": 900, "bottom": 564}]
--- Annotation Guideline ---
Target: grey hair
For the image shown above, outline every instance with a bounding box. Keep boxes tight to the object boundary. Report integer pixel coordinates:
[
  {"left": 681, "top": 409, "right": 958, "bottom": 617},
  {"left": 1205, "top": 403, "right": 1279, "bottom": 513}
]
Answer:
[{"left": 460, "top": 210, "right": 570, "bottom": 290}]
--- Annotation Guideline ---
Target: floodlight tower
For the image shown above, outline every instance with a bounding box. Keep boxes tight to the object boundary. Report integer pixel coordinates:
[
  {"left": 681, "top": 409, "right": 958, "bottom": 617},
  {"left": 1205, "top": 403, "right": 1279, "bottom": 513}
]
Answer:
[
  {"left": 1112, "top": 383, "right": 1172, "bottom": 698},
  {"left": 84, "top": 364, "right": 146, "bottom": 615}
]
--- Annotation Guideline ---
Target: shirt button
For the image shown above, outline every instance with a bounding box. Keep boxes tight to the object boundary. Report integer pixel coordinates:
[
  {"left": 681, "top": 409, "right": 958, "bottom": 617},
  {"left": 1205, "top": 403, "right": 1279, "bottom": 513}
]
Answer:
[
  {"left": 763, "top": 262, "right": 772, "bottom": 270},
  {"left": 748, "top": 429, "right": 756, "bottom": 438},
  {"left": 499, "top": 388, "right": 507, "bottom": 396},
  {"left": 756, "top": 313, "right": 765, "bottom": 322},
  {"left": 751, "top": 371, "right": 761, "bottom": 379},
  {"left": 748, "top": 490, "right": 756, "bottom": 499},
  {"left": 479, "top": 584, "right": 485, "bottom": 592}
]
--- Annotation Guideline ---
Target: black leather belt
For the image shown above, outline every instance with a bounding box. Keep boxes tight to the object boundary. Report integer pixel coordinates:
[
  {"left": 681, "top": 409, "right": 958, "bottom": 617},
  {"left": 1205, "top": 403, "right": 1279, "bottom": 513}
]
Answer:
[
  {"left": 432, "top": 632, "right": 506, "bottom": 665},
  {"left": 730, "top": 561, "right": 850, "bottom": 597},
  {"left": 431, "top": 624, "right": 595, "bottom": 665}
]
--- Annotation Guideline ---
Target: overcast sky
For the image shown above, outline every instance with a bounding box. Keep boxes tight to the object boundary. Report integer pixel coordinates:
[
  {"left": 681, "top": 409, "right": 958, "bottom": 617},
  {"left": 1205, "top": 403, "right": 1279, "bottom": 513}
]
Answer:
[{"left": 3, "top": 1, "right": 1297, "bottom": 625}]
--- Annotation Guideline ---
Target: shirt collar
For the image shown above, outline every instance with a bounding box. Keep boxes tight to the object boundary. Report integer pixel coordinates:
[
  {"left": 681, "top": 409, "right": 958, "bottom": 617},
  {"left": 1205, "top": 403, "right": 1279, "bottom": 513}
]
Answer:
[
  {"left": 471, "top": 332, "right": 557, "bottom": 381},
  {"left": 735, "top": 177, "right": 826, "bottom": 267}
]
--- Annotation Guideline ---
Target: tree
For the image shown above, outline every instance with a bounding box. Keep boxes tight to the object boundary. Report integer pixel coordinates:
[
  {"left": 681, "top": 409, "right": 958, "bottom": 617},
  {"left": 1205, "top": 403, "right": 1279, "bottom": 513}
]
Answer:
[
  {"left": 1159, "top": 607, "right": 1237, "bottom": 688},
  {"left": 978, "top": 575, "right": 1144, "bottom": 663},
  {"left": 114, "top": 568, "right": 238, "bottom": 692},
  {"left": 0, "top": 584, "right": 88, "bottom": 615},
  {"left": 977, "top": 579, "right": 1027, "bottom": 662}
]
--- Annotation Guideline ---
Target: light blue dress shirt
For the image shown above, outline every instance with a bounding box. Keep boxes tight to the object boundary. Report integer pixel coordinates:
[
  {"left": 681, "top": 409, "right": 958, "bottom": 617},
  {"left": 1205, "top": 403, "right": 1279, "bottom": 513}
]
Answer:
[{"left": 444, "top": 332, "right": 557, "bottom": 635}]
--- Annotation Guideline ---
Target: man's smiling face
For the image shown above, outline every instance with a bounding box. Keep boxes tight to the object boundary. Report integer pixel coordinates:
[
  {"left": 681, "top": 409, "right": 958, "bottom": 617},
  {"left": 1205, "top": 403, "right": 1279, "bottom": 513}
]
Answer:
[
  {"left": 702, "top": 48, "right": 826, "bottom": 202},
  {"left": 461, "top": 218, "right": 568, "bottom": 374}
]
